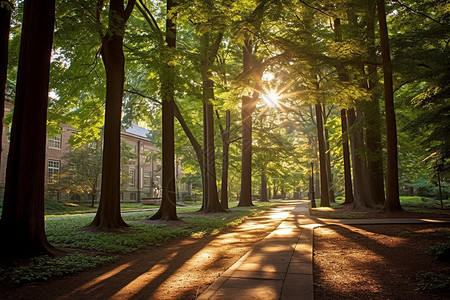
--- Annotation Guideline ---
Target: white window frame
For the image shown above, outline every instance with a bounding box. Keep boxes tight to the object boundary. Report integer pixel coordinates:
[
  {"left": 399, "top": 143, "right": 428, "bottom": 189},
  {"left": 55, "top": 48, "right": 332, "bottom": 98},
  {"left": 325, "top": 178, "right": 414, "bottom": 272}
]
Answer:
[
  {"left": 143, "top": 171, "right": 151, "bottom": 188},
  {"left": 129, "top": 168, "right": 136, "bottom": 187},
  {"left": 48, "top": 160, "right": 60, "bottom": 183},
  {"left": 48, "top": 134, "right": 62, "bottom": 149}
]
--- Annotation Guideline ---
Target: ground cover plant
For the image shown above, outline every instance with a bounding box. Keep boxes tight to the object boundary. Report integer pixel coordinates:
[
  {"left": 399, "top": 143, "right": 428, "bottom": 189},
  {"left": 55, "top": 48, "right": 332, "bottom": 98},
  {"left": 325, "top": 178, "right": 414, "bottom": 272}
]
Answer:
[
  {"left": 0, "top": 201, "right": 279, "bottom": 285},
  {"left": 310, "top": 196, "right": 450, "bottom": 219}
]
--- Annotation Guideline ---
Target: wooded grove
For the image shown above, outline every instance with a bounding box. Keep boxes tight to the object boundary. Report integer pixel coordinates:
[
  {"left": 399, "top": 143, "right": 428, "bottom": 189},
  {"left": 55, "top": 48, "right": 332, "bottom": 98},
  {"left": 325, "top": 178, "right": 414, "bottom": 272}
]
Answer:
[{"left": 0, "top": 0, "right": 448, "bottom": 256}]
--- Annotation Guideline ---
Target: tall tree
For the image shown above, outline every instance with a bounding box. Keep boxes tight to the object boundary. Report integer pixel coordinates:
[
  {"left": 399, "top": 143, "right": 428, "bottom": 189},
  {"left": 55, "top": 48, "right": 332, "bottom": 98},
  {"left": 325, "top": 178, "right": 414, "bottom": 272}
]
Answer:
[
  {"left": 315, "top": 102, "right": 330, "bottom": 207},
  {"left": 260, "top": 169, "right": 269, "bottom": 202},
  {"left": 340, "top": 109, "right": 354, "bottom": 204},
  {"left": 149, "top": 0, "right": 178, "bottom": 220},
  {"left": 332, "top": 17, "right": 354, "bottom": 204},
  {"left": 238, "top": 38, "right": 263, "bottom": 207},
  {"left": 0, "top": 0, "right": 56, "bottom": 256},
  {"left": 200, "top": 32, "right": 225, "bottom": 213},
  {"left": 347, "top": 107, "right": 371, "bottom": 208},
  {"left": 323, "top": 104, "right": 335, "bottom": 203},
  {"left": 376, "top": 0, "right": 402, "bottom": 212},
  {"left": 90, "top": 0, "right": 136, "bottom": 229},
  {"left": 218, "top": 109, "right": 231, "bottom": 209},
  {"left": 364, "top": 0, "right": 385, "bottom": 205}
]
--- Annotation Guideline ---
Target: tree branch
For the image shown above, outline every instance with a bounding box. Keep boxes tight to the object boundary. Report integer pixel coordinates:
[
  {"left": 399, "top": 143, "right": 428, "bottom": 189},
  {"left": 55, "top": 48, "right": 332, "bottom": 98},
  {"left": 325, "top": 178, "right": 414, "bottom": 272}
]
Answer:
[
  {"left": 393, "top": 0, "right": 443, "bottom": 26},
  {"left": 124, "top": 89, "right": 162, "bottom": 104},
  {"left": 124, "top": 0, "right": 136, "bottom": 22}
]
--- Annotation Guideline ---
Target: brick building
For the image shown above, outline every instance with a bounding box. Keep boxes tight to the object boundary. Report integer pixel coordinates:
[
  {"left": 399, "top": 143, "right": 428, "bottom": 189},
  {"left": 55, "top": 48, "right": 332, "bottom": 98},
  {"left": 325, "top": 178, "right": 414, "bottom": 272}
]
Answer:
[{"left": 0, "top": 104, "right": 161, "bottom": 203}]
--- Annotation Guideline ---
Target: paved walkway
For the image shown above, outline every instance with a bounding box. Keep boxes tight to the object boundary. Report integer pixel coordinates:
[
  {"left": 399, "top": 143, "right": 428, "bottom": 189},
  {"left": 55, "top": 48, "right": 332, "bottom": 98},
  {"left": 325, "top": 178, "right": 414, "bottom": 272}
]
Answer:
[{"left": 198, "top": 200, "right": 450, "bottom": 300}]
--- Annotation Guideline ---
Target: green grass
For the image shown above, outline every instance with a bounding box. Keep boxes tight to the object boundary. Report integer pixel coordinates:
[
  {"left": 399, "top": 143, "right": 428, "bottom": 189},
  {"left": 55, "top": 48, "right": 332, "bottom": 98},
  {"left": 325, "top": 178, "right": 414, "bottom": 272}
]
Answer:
[
  {"left": 1, "top": 201, "right": 280, "bottom": 285},
  {"left": 400, "top": 196, "right": 450, "bottom": 211},
  {"left": 310, "top": 196, "right": 450, "bottom": 219}
]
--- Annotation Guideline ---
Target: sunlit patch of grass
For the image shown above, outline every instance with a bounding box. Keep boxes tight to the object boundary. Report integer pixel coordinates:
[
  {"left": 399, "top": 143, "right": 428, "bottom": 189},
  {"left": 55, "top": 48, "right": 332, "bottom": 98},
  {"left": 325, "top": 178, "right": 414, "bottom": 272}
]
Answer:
[
  {"left": 313, "top": 207, "right": 336, "bottom": 212},
  {"left": 401, "top": 196, "right": 450, "bottom": 212}
]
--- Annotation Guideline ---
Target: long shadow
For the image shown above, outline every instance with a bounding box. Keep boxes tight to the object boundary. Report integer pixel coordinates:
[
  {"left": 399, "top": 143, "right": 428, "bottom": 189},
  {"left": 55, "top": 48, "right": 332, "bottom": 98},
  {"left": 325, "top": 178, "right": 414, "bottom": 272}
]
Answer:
[
  {"left": 0, "top": 204, "right": 294, "bottom": 300},
  {"left": 313, "top": 222, "right": 450, "bottom": 299}
]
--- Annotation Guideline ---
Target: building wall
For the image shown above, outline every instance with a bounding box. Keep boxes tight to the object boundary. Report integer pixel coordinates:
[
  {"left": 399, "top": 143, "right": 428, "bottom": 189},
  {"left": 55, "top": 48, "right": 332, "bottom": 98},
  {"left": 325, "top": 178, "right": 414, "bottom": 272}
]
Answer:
[
  {"left": 0, "top": 115, "right": 162, "bottom": 202},
  {"left": 120, "top": 133, "right": 161, "bottom": 202}
]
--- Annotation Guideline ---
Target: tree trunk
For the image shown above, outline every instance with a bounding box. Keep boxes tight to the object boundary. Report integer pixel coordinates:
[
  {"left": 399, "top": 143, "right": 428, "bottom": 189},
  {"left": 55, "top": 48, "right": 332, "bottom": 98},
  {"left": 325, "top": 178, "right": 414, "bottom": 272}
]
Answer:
[
  {"left": 315, "top": 103, "right": 330, "bottom": 207},
  {"left": 377, "top": 0, "right": 402, "bottom": 212},
  {"left": 91, "top": 181, "right": 97, "bottom": 208},
  {"left": 323, "top": 104, "right": 335, "bottom": 203},
  {"left": 220, "top": 110, "right": 231, "bottom": 209},
  {"left": 333, "top": 18, "right": 354, "bottom": 205},
  {"left": 200, "top": 33, "right": 224, "bottom": 213},
  {"left": 340, "top": 109, "right": 354, "bottom": 204},
  {"left": 92, "top": 0, "right": 135, "bottom": 229},
  {"left": 239, "top": 94, "right": 255, "bottom": 206},
  {"left": 364, "top": 1, "right": 385, "bottom": 206},
  {"left": 347, "top": 108, "right": 370, "bottom": 209},
  {"left": 0, "top": 0, "right": 12, "bottom": 154},
  {"left": 203, "top": 99, "right": 222, "bottom": 212},
  {"left": 260, "top": 170, "right": 269, "bottom": 202},
  {"left": 0, "top": 0, "right": 55, "bottom": 256},
  {"left": 150, "top": 0, "right": 178, "bottom": 220},
  {"left": 201, "top": 103, "right": 208, "bottom": 210}
]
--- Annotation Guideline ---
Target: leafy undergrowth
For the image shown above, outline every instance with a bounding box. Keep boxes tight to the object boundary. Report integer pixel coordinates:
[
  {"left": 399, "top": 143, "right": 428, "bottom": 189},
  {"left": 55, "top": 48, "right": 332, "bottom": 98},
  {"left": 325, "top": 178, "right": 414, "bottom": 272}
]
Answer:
[
  {"left": 1, "top": 202, "right": 279, "bottom": 285},
  {"left": 43, "top": 200, "right": 162, "bottom": 215},
  {"left": 0, "top": 254, "right": 116, "bottom": 285},
  {"left": 44, "top": 200, "right": 97, "bottom": 215},
  {"left": 416, "top": 270, "right": 450, "bottom": 293},
  {"left": 310, "top": 196, "right": 450, "bottom": 219}
]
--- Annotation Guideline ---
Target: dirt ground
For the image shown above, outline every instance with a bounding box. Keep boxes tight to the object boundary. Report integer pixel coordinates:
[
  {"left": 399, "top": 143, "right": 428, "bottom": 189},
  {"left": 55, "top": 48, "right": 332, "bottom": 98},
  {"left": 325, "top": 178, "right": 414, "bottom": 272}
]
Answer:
[
  {"left": 0, "top": 204, "right": 294, "bottom": 300},
  {"left": 314, "top": 223, "right": 450, "bottom": 300}
]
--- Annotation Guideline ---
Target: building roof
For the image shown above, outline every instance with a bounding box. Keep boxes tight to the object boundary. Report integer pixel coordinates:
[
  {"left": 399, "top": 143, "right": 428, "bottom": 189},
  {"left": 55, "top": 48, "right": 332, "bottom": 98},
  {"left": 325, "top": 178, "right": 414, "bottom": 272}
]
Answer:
[{"left": 122, "top": 124, "right": 158, "bottom": 143}]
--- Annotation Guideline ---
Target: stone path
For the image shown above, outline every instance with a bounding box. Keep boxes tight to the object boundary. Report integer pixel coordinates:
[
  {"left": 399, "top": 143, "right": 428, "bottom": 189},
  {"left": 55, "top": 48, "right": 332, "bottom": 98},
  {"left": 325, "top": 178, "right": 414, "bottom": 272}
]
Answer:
[{"left": 198, "top": 200, "right": 450, "bottom": 300}]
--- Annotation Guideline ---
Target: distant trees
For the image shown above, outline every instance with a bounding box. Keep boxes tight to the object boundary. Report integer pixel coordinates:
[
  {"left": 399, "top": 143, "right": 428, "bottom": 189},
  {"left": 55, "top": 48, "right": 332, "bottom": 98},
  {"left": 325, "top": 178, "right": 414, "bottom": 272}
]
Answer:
[{"left": 58, "top": 140, "right": 103, "bottom": 207}]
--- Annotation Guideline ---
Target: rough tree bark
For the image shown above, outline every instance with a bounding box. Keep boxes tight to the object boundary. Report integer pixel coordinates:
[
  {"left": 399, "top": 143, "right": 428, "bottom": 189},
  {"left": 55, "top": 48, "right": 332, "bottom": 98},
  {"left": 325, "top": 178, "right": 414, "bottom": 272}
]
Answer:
[
  {"left": 323, "top": 104, "right": 335, "bottom": 203},
  {"left": 0, "top": 0, "right": 55, "bottom": 256},
  {"left": 91, "top": 0, "right": 135, "bottom": 229},
  {"left": 315, "top": 103, "right": 330, "bottom": 207},
  {"left": 347, "top": 108, "right": 371, "bottom": 209},
  {"left": 260, "top": 170, "right": 269, "bottom": 202},
  {"left": 340, "top": 109, "right": 354, "bottom": 204},
  {"left": 150, "top": 0, "right": 178, "bottom": 220},
  {"left": 239, "top": 93, "right": 259, "bottom": 206},
  {"left": 363, "top": 0, "right": 385, "bottom": 206},
  {"left": 376, "top": 0, "right": 402, "bottom": 212},
  {"left": 218, "top": 110, "right": 231, "bottom": 209},
  {"left": 239, "top": 39, "right": 263, "bottom": 207},
  {"left": 200, "top": 33, "right": 225, "bottom": 213}
]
